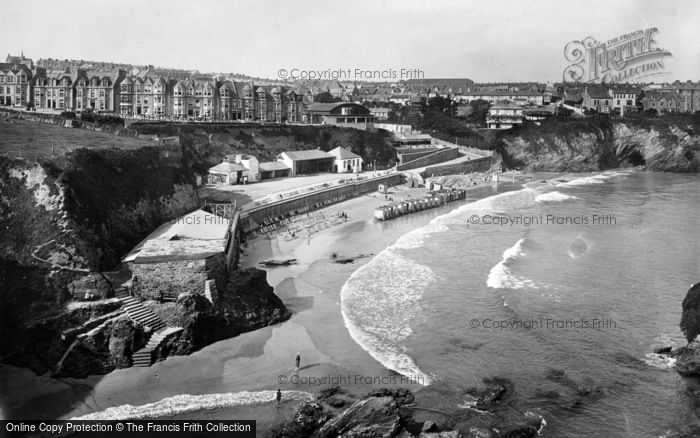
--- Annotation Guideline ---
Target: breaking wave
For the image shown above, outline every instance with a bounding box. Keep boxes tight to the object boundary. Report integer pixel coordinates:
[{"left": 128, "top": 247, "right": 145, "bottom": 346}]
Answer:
[{"left": 71, "top": 390, "right": 314, "bottom": 420}]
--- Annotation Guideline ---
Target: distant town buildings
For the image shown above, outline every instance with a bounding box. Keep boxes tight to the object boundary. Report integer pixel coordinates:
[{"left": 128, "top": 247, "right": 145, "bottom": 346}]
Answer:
[{"left": 2, "top": 52, "right": 700, "bottom": 125}]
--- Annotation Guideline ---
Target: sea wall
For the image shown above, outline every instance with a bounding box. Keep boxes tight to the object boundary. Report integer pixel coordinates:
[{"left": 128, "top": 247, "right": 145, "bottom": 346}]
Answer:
[
  {"left": 396, "top": 147, "right": 460, "bottom": 171},
  {"left": 242, "top": 173, "right": 403, "bottom": 231},
  {"left": 420, "top": 155, "right": 493, "bottom": 179}
]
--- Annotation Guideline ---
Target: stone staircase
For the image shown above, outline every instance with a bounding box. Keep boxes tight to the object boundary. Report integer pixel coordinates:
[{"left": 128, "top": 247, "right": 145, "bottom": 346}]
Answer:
[
  {"left": 118, "top": 295, "right": 166, "bottom": 332},
  {"left": 115, "top": 287, "right": 186, "bottom": 367},
  {"left": 131, "top": 327, "right": 183, "bottom": 367}
]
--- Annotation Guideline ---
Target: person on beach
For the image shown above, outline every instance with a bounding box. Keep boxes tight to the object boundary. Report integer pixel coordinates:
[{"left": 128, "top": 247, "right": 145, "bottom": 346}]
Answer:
[
  {"left": 295, "top": 352, "right": 301, "bottom": 371},
  {"left": 276, "top": 388, "right": 282, "bottom": 406}
]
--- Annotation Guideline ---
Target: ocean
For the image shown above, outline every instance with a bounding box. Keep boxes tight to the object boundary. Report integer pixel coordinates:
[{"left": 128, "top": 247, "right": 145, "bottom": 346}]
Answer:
[{"left": 341, "top": 171, "right": 700, "bottom": 437}]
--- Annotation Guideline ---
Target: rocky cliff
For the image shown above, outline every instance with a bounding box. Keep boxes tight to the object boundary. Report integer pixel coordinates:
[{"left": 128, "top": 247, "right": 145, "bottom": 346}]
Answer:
[
  {"left": 495, "top": 117, "right": 700, "bottom": 173},
  {"left": 0, "top": 146, "right": 200, "bottom": 373}
]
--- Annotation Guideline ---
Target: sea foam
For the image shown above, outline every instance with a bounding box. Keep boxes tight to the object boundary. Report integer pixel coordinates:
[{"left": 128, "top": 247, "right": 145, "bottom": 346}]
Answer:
[
  {"left": 556, "top": 174, "right": 612, "bottom": 187},
  {"left": 71, "top": 390, "right": 314, "bottom": 420},
  {"left": 487, "top": 238, "right": 540, "bottom": 289},
  {"left": 341, "top": 248, "right": 437, "bottom": 385},
  {"left": 535, "top": 191, "right": 581, "bottom": 203},
  {"left": 642, "top": 353, "right": 676, "bottom": 369}
]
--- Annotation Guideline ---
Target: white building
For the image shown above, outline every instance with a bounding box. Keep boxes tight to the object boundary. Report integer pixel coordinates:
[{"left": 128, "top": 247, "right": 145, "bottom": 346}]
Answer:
[
  {"left": 327, "top": 147, "right": 363, "bottom": 173},
  {"left": 486, "top": 101, "right": 524, "bottom": 130}
]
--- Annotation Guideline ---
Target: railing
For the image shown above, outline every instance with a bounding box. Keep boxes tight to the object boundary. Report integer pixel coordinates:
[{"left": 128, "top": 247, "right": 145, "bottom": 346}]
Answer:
[{"left": 245, "top": 171, "right": 396, "bottom": 210}]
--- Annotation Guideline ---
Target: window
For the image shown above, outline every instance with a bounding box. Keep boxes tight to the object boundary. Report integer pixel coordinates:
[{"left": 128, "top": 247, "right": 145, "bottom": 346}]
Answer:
[
  {"left": 90, "top": 90, "right": 96, "bottom": 98},
  {"left": 100, "top": 89, "right": 105, "bottom": 98},
  {"left": 0, "top": 76, "right": 4, "bottom": 83}
]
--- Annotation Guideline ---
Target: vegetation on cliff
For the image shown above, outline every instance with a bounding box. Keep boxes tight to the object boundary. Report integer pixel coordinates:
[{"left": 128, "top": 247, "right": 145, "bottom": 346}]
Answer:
[
  {"left": 129, "top": 122, "right": 398, "bottom": 168},
  {"left": 0, "top": 146, "right": 198, "bottom": 373}
]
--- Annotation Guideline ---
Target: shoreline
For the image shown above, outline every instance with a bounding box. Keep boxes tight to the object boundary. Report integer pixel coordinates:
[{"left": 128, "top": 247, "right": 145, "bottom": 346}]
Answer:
[{"left": 0, "top": 178, "right": 510, "bottom": 426}]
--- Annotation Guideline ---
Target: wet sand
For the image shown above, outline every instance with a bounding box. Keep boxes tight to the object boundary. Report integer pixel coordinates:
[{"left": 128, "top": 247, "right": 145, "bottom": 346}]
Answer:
[{"left": 1, "top": 180, "right": 503, "bottom": 430}]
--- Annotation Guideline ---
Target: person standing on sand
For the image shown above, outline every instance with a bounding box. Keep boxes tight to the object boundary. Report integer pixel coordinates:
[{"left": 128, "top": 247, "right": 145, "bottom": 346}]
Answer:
[
  {"left": 276, "top": 388, "right": 282, "bottom": 406},
  {"left": 295, "top": 352, "right": 301, "bottom": 371}
]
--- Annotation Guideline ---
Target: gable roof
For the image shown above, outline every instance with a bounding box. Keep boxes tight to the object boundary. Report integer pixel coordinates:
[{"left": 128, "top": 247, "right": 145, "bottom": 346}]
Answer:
[
  {"left": 327, "top": 147, "right": 361, "bottom": 160},
  {"left": 259, "top": 161, "right": 291, "bottom": 172},
  {"left": 209, "top": 162, "right": 247, "bottom": 173},
  {"left": 279, "top": 150, "right": 334, "bottom": 161}
]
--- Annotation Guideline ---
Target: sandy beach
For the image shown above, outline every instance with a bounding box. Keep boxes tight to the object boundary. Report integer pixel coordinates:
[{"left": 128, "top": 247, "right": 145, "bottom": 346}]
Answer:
[{"left": 0, "top": 178, "right": 505, "bottom": 434}]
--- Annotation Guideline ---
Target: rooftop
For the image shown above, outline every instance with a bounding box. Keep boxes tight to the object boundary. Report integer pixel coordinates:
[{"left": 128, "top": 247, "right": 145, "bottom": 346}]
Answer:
[
  {"left": 209, "top": 162, "right": 247, "bottom": 173},
  {"left": 259, "top": 161, "right": 291, "bottom": 171},
  {"left": 327, "top": 147, "right": 361, "bottom": 160},
  {"left": 278, "top": 150, "right": 334, "bottom": 161},
  {"left": 122, "top": 209, "right": 229, "bottom": 263}
]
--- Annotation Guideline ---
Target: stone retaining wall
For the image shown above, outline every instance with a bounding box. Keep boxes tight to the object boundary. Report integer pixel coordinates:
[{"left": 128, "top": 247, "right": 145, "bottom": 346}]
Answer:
[
  {"left": 242, "top": 173, "right": 404, "bottom": 232},
  {"left": 396, "top": 147, "right": 461, "bottom": 171}
]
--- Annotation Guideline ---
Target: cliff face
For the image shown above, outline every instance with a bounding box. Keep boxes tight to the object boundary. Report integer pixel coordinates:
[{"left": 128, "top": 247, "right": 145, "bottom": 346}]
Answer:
[
  {"left": 496, "top": 118, "right": 700, "bottom": 173},
  {"left": 0, "top": 148, "right": 199, "bottom": 367}
]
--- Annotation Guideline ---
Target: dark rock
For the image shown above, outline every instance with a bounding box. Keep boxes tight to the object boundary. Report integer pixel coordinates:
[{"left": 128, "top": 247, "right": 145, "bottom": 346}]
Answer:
[
  {"left": 325, "top": 396, "right": 345, "bottom": 408},
  {"left": 269, "top": 401, "right": 325, "bottom": 438},
  {"left": 315, "top": 396, "right": 402, "bottom": 438},
  {"left": 367, "top": 387, "right": 415, "bottom": 406},
  {"left": 317, "top": 385, "right": 341, "bottom": 400},
  {"left": 496, "top": 424, "right": 539, "bottom": 438},
  {"left": 422, "top": 420, "right": 439, "bottom": 433},
  {"left": 675, "top": 347, "right": 700, "bottom": 376},
  {"left": 654, "top": 346, "right": 673, "bottom": 355},
  {"left": 465, "top": 378, "right": 510, "bottom": 411},
  {"left": 54, "top": 316, "right": 146, "bottom": 378}
]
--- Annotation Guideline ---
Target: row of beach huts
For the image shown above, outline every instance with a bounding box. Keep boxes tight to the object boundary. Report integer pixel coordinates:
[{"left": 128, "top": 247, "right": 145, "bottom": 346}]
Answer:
[{"left": 373, "top": 189, "right": 467, "bottom": 221}]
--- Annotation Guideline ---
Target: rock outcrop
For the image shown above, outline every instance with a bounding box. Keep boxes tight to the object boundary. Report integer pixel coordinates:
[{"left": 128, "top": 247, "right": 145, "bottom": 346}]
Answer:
[
  {"left": 150, "top": 268, "right": 290, "bottom": 358},
  {"left": 271, "top": 385, "right": 547, "bottom": 438},
  {"left": 495, "top": 117, "right": 700, "bottom": 173}
]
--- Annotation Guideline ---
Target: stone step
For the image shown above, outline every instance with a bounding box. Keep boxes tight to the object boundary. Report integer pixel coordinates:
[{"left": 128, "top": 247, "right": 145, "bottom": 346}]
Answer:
[
  {"left": 140, "top": 316, "right": 160, "bottom": 324},
  {"left": 125, "top": 305, "right": 149, "bottom": 313},
  {"left": 127, "top": 309, "right": 152, "bottom": 318}
]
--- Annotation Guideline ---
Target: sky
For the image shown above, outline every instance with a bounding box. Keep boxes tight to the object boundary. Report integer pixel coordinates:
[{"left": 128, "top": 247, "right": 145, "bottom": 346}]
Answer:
[{"left": 2, "top": 0, "right": 698, "bottom": 83}]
